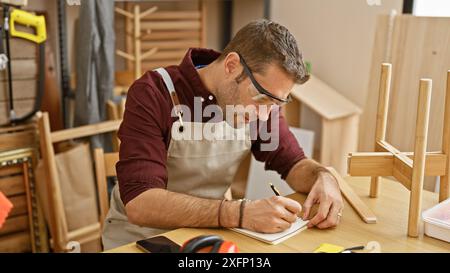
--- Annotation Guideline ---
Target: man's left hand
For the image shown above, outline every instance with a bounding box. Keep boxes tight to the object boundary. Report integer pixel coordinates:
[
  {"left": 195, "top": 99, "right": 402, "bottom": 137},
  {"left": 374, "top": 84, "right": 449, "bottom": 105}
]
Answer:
[{"left": 301, "top": 171, "right": 344, "bottom": 229}]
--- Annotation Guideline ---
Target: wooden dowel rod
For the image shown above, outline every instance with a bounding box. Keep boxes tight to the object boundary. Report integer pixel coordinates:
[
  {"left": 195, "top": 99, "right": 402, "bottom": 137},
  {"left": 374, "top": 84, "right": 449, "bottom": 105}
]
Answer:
[
  {"left": 140, "top": 47, "right": 158, "bottom": 61},
  {"left": 116, "top": 50, "right": 135, "bottom": 62},
  {"left": 139, "top": 6, "right": 158, "bottom": 19},
  {"left": 114, "top": 7, "right": 134, "bottom": 19},
  {"left": 50, "top": 120, "right": 121, "bottom": 143},
  {"left": 134, "top": 5, "right": 141, "bottom": 79},
  {"left": 370, "top": 63, "right": 392, "bottom": 198},
  {"left": 408, "top": 79, "right": 432, "bottom": 237}
]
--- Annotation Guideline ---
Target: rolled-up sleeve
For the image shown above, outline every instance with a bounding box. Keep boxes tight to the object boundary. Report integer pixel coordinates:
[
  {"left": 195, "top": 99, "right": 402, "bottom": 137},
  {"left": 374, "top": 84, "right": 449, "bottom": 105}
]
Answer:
[
  {"left": 251, "top": 109, "right": 306, "bottom": 180},
  {"left": 116, "top": 82, "right": 170, "bottom": 205}
]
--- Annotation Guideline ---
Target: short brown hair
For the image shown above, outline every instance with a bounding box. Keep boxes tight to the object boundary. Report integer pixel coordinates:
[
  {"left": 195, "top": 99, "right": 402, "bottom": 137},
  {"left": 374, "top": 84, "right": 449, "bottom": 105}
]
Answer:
[{"left": 219, "top": 19, "right": 309, "bottom": 84}]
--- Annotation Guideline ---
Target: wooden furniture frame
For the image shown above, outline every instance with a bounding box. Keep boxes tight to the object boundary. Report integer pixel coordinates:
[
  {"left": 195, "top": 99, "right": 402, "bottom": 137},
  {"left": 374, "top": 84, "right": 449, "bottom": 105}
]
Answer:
[
  {"left": 115, "top": 1, "right": 207, "bottom": 80},
  {"left": 348, "top": 64, "right": 450, "bottom": 237},
  {"left": 115, "top": 4, "right": 159, "bottom": 80},
  {"left": 0, "top": 148, "right": 48, "bottom": 252},
  {"left": 93, "top": 149, "right": 119, "bottom": 227},
  {"left": 37, "top": 112, "right": 121, "bottom": 252}
]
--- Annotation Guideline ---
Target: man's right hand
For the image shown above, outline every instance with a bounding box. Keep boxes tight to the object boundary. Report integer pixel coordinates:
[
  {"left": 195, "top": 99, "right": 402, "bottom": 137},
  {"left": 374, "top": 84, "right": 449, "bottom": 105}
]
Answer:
[{"left": 241, "top": 196, "right": 302, "bottom": 233}]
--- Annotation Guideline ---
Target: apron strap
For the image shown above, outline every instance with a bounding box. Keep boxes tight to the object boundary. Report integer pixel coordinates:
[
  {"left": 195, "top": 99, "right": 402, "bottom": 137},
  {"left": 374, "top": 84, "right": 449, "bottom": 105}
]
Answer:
[
  {"left": 154, "top": 67, "right": 184, "bottom": 130},
  {"left": 154, "top": 68, "right": 182, "bottom": 109}
]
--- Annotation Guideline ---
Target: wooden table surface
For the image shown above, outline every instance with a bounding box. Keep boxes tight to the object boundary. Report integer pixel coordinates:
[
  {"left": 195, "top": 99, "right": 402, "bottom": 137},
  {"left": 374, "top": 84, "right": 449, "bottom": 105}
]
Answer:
[{"left": 105, "top": 176, "right": 450, "bottom": 253}]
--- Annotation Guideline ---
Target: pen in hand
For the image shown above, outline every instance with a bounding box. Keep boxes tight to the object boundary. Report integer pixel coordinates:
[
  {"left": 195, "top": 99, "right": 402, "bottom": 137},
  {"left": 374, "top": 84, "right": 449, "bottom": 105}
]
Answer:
[
  {"left": 269, "top": 182, "right": 281, "bottom": 196},
  {"left": 269, "top": 182, "right": 303, "bottom": 222}
]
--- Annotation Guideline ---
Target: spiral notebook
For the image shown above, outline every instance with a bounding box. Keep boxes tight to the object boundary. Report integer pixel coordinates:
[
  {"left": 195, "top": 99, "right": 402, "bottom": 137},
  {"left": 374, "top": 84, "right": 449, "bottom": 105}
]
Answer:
[{"left": 229, "top": 218, "right": 309, "bottom": 245}]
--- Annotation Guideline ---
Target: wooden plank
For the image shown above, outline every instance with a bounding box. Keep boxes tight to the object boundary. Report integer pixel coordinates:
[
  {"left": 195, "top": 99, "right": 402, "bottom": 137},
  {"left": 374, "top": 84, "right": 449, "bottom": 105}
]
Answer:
[
  {"left": 37, "top": 112, "right": 68, "bottom": 252},
  {"left": 141, "top": 40, "right": 200, "bottom": 50},
  {"left": 0, "top": 175, "right": 25, "bottom": 196},
  {"left": 94, "top": 149, "right": 109, "bottom": 226},
  {"left": 348, "top": 152, "right": 394, "bottom": 176},
  {"left": 348, "top": 152, "right": 446, "bottom": 177},
  {"left": 0, "top": 165, "right": 22, "bottom": 177},
  {"left": 50, "top": 120, "right": 121, "bottom": 143},
  {"left": 0, "top": 79, "right": 37, "bottom": 102},
  {"left": 8, "top": 195, "right": 27, "bottom": 217},
  {"left": 200, "top": 0, "right": 206, "bottom": 48},
  {"left": 0, "top": 130, "right": 36, "bottom": 152},
  {"left": 134, "top": 5, "right": 142, "bottom": 79},
  {"left": 141, "top": 50, "right": 186, "bottom": 61},
  {"left": 0, "top": 231, "right": 31, "bottom": 252},
  {"left": 9, "top": 38, "right": 37, "bottom": 59},
  {"left": 22, "top": 162, "right": 36, "bottom": 252},
  {"left": 125, "top": 2, "right": 133, "bottom": 71},
  {"left": 393, "top": 156, "right": 412, "bottom": 190},
  {"left": 0, "top": 214, "right": 28, "bottom": 236},
  {"left": 141, "top": 11, "right": 201, "bottom": 20},
  {"left": 0, "top": 99, "right": 36, "bottom": 126},
  {"left": 291, "top": 75, "right": 361, "bottom": 120},
  {"left": 141, "top": 30, "right": 201, "bottom": 41},
  {"left": 377, "top": 139, "right": 402, "bottom": 153},
  {"left": 0, "top": 123, "right": 35, "bottom": 134},
  {"left": 0, "top": 59, "right": 37, "bottom": 81},
  {"left": 106, "top": 101, "right": 120, "bottom": 152},
  {"left": 141, "top": 20, "right": 201, "bottom": 31},
  {"left": 328, "top": 168, "right": 377, "bottom": 224}
]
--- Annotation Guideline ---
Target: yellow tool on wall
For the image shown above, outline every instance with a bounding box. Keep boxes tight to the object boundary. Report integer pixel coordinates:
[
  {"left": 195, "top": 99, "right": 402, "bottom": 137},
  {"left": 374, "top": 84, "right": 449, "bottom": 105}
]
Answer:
[
  {"left": 1, "top": 4, "right": 47, "bottom": 125},
  {"left": 10, "top": 8, "right": 46, "bottom": 44}
]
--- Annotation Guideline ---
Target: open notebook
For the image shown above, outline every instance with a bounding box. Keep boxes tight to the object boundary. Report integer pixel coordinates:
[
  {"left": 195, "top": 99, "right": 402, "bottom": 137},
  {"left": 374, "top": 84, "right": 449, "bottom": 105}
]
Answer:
[{"left": 229, "top": 218, "right": 309, "bottom": 245}]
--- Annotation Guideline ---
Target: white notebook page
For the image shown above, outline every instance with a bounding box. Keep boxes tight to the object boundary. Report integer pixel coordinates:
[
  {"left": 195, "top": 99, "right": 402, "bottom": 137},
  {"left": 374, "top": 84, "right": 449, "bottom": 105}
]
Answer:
[{"left": 230, "top": 218, "right": 309, "bottom": 245}]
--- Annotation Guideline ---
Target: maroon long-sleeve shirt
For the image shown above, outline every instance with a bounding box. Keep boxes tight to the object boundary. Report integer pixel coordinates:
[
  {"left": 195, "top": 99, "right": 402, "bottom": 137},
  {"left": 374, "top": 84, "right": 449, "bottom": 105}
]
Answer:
[{"left": 117, "top": 48, "right": 306, "bottom": 205}]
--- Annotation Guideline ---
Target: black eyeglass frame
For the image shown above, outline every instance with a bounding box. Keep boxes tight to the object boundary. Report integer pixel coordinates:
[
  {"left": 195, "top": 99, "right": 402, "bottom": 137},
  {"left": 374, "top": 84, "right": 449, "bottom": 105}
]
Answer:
[{"left": 238, "top": 53, "right": 292, "bottom": 105}]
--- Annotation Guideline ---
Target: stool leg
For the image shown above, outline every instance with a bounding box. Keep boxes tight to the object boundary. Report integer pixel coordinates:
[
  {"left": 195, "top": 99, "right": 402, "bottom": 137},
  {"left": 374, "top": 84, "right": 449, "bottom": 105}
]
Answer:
[
  {"left": 371, "top": 63, "right": 392, "bottom": 197},
  {"left": 408, "top": 79, "right": 432, "bottom": 237}
]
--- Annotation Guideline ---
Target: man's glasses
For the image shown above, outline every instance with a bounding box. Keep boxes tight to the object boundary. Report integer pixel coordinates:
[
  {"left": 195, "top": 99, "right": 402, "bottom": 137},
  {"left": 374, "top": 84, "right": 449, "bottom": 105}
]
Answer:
[{"left": 238, "top": 53, "right": 292, "bottom": 106}]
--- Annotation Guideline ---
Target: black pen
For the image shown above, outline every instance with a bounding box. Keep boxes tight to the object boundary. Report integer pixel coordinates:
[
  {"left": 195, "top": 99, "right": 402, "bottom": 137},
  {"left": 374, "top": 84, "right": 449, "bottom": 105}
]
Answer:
[{"left": 269, "top": 183, "right": 281, "bottom": 196}]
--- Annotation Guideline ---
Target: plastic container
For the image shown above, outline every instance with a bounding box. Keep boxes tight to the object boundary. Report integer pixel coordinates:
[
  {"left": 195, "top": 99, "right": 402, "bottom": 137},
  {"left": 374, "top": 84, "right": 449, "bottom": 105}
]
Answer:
[{"left": 422, "top": 198, "right": 450, "bottom": 243}]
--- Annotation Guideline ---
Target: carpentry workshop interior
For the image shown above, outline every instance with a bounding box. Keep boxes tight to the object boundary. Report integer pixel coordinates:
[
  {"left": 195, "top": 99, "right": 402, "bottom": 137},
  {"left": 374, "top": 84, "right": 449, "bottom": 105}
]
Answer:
[{"left": 0, "top": 0, "right": 449, "bottom": 255}]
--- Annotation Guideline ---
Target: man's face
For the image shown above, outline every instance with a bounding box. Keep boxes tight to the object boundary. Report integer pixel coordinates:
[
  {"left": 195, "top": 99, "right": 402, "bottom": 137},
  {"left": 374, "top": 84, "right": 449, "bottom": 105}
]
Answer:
[{"left": 215, "top": 53, "right": 295, "bottom": 127}]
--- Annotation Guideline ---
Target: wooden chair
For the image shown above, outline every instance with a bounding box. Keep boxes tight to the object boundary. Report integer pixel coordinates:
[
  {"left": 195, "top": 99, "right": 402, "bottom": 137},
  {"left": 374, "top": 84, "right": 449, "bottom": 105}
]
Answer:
[
  {"left": 37, "top": 112, "right": 121, "bottom": 252},
  {"left": 93, "top": 149, "right": 119, "bottom": 227}
]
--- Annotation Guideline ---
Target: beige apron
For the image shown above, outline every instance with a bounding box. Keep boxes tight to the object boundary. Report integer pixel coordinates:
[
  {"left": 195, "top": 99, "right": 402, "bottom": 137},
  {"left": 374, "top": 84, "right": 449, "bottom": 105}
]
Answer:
[{"left": 102, "top": 68, "right": 251, "bottom": 250}]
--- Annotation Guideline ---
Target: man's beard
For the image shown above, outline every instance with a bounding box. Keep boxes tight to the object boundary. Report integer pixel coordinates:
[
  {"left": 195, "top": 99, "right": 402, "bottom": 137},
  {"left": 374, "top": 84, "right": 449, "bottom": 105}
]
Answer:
[{"left": 214, "top": 80, "right": 246, "bottom": 128}]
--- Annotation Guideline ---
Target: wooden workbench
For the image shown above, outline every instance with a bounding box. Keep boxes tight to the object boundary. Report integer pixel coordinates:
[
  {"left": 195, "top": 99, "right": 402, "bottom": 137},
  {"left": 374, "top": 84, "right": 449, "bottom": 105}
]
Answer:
[{"left": 105, "top": 176, "right": 450, "bottom": 253}]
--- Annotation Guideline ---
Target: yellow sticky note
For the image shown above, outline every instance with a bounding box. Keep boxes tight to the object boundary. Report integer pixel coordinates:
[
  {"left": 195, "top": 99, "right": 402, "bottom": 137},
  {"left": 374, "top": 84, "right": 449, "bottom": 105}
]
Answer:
[{"left": 313, "top": 243, "right": 345, "bottom": 253}]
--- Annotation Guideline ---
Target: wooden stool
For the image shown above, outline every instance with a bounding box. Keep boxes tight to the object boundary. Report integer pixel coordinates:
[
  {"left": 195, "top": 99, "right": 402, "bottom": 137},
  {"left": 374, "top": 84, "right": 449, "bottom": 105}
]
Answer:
[{"left": 348, "top": 64, "right": 450, "bottom": 237}]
